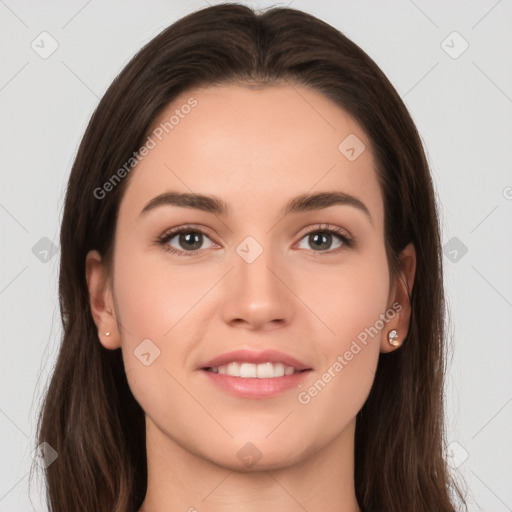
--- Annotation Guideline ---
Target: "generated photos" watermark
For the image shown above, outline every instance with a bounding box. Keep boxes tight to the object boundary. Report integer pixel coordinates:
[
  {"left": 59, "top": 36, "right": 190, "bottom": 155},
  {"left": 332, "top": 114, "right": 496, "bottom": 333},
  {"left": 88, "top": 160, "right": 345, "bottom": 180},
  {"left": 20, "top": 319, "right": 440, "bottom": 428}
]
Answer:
[{"left": 297, "top": 301, "right": 402, "bottom": 405}]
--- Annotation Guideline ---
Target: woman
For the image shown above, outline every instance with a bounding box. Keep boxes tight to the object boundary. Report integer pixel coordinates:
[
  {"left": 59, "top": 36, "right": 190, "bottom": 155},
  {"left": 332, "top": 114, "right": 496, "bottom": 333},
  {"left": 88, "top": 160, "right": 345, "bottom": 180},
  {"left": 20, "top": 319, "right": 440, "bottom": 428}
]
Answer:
[{"left": 32, "top": 3, "right": 467, "bottom": 511}]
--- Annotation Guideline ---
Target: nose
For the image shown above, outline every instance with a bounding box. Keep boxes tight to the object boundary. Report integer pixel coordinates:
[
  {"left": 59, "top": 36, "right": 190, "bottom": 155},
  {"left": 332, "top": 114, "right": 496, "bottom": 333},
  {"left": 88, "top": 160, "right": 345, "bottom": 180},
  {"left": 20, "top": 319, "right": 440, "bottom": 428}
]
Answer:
[{"left": 221, "top": 242, "right": 293, "bottom": 331}]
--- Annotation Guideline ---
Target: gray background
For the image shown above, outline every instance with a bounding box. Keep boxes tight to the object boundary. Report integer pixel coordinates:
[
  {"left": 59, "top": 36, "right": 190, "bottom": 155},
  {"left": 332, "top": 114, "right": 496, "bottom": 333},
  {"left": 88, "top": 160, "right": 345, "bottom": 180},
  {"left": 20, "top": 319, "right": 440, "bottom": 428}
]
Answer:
[{"left": 1, "top": 1, "right": 511, "bottom": 510}]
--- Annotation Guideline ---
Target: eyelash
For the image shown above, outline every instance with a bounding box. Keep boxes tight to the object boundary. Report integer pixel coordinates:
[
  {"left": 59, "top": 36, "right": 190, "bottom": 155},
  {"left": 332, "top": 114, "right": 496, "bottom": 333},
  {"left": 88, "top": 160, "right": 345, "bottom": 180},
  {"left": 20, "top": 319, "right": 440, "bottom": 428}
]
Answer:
[{"left": 155, "top": 223, "right": 354, "bottom": 257}]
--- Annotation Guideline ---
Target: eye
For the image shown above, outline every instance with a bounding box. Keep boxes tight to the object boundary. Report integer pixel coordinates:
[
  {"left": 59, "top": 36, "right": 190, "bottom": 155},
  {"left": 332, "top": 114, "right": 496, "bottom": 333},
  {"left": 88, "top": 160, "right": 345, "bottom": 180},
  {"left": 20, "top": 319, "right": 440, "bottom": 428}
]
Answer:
[
  {"left": 157, "top": 225, "right": 217, "bottom": 256},
  {"left": 296, "top": 225, "right": 353, "bottom": 254},
  {"left": 156, "top": 223, "right": 353, "bottom": 257}
]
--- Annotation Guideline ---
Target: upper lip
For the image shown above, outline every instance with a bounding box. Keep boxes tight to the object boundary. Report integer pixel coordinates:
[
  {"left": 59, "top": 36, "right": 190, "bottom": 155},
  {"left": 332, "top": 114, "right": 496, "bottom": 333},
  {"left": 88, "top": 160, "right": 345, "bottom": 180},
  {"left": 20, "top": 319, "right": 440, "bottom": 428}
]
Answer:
[{"left": 200, "top": 349, "right": 312, "bottom": 371}]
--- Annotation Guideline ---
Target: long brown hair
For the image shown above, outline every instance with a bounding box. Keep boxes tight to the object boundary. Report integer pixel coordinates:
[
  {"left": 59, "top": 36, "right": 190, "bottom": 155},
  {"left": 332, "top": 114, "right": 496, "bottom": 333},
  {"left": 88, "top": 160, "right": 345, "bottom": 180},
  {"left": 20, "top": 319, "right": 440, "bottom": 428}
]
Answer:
[{"left": 31, "top": 4, "right": 467, "bottom": 511}]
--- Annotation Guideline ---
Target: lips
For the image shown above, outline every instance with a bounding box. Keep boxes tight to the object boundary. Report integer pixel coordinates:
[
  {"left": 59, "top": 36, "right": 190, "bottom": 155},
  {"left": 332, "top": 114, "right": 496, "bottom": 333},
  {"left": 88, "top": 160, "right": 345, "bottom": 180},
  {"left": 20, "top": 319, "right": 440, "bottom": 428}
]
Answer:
[
  {"left": 198, "top": 349, "right": 313, "bottom": 399},
  {"left": 199, "top": 349, "right": 312, "bottom": 372}
]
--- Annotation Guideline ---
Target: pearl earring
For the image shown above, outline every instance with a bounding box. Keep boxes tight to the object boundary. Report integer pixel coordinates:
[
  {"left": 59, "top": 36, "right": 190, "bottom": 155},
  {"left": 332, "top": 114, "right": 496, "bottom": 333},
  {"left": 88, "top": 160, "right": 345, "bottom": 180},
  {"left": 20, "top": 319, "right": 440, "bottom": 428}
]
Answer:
[
  {"left": 388, "top": 329, "right": 399, "bottom": 346},
  {"left": 105, "top": 332, "right": 111, "bottom": 337}
]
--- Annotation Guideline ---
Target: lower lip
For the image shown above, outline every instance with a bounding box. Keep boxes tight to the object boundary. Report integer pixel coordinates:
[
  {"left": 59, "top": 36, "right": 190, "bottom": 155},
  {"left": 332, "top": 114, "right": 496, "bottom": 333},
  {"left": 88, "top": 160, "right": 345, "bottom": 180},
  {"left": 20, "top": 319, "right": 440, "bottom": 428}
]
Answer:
[{"left": 201, "top": 369, "right": 311, "bottom": 398}]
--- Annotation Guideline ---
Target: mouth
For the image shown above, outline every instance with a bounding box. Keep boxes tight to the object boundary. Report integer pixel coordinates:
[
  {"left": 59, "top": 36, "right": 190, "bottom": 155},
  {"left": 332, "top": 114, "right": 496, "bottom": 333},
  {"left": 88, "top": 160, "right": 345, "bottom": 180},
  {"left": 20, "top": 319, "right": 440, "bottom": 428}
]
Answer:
[
  {"left": 198, "top": 349, "right": 312, "bottom": 398},
  {"left": 202, "top": 361, "right": 310, "bottom": 378},
  {"left": 201, "top": 365, "right": 312, "bottom": 398}
]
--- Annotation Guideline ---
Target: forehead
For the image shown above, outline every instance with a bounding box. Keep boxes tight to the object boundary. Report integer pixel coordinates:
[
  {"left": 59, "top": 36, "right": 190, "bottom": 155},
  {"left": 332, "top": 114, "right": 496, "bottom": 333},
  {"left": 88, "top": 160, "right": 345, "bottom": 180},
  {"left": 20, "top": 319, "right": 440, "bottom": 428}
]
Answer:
[{"left": 119, "top": 83, "right": 383, "bottom": 229}]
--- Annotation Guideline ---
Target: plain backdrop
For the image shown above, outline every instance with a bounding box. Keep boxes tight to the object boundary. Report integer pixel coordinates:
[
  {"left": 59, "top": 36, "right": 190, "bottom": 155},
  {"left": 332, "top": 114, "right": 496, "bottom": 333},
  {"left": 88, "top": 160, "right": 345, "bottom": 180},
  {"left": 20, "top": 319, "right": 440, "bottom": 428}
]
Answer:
[{"left": 1, "top": 1, "right": 511, "bottom": 510}]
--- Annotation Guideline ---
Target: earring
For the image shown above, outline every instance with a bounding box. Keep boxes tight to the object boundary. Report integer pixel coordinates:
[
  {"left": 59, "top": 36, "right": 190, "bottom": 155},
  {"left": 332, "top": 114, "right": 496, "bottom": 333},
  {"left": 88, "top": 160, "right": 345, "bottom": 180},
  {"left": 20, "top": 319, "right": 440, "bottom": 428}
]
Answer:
[
  {"left": 388, "top": 329, "right": 399, "bottom": 346},
  {"left": 105, "top": 332, "right": 111, "bottom": 337}
]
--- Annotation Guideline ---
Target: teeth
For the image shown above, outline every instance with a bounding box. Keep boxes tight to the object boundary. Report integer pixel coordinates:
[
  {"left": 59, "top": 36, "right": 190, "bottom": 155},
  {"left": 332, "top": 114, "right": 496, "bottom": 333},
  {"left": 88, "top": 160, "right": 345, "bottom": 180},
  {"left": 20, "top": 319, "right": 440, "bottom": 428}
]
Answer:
[
  {"left": 208, "top": 362, "right": 299, "bottom": 378},
  {"left": 240, "top": 362, "right": 257, "bottom": 378}
]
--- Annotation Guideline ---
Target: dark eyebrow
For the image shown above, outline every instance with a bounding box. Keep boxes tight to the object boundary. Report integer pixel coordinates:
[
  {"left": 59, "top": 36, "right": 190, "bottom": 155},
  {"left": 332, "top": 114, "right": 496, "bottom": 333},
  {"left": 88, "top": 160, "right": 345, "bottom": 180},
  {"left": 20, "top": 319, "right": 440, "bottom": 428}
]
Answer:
[
  {"left": 281, "top": 191, "right": 372, "bottom": 225},
  {"left": 140, "top": 192, "right": 228, "bottom": 217},
  {"left": 139, "top": 190, "right": 372, "bottom": 224}
]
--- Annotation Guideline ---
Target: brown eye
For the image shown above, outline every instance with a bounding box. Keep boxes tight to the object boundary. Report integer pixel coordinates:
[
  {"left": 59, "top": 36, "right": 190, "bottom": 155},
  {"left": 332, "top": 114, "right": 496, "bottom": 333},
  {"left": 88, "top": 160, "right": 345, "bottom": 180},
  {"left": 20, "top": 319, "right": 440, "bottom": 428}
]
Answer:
[
  {"left": 158, "top": 226, "right": 217, "bottom": 256},
  {"left": 173, "top": 232, "right": 204, "bottom": 251},
  {"left": 296, "top": 228, "right": 351, "bottom": 253}
]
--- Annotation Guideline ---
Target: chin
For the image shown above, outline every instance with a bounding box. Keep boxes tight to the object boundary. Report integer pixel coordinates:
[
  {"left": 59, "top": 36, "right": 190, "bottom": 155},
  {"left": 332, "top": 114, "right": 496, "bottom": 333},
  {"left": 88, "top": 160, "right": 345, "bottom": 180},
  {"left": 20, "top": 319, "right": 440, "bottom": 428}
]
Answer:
[{"left": 198, "top": 436, "right": 309, "bottom": 473}]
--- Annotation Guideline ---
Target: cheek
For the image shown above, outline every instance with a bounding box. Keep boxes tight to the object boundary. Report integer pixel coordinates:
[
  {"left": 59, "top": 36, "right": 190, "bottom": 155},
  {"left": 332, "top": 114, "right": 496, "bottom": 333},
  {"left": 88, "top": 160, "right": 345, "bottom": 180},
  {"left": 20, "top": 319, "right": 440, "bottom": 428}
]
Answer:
[
  {"left": 299, "top": 249, "right": 390, "bottom": 348},
  {"left": 293, "top": 249, "right": 390, "bottom": 414},
  {"left": 112, "top": 242, "right": 216, "bottom": 342},
  {"left": 112, "top": 245, "right": 219, "bottom": 420},
  {"left": 334, "top": 264, "right": 389, "bottom": 342},
  {"left": 112, "top": 243, "right": 227, "bottom": 406}
]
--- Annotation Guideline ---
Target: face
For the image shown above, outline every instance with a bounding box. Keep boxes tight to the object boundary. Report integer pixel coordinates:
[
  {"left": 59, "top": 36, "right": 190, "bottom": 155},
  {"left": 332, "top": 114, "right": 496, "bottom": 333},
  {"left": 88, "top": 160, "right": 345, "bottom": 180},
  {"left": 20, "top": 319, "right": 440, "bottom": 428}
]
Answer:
[{"left": 87, "top": 83, "right": 413, "bottom": 471}]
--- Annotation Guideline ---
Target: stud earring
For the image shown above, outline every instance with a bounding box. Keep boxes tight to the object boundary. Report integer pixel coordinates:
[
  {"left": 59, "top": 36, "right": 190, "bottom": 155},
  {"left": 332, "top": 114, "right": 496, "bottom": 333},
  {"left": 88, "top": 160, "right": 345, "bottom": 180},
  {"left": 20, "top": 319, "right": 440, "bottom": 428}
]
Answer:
[
  {"left": 105, "top": 332, "right": 111, "bottom": 337},
  {"left": 388, "top": 329, "right": 399, "bottom": 346}
]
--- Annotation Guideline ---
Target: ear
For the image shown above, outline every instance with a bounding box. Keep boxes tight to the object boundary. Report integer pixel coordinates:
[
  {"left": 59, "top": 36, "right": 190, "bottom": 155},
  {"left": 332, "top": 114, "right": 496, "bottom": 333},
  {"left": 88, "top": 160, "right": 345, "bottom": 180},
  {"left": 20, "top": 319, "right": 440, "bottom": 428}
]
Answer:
[
  {"left": 380, "top": 242, "right": 416, "bottom": 353},
  {"left": 85, "top": 250, "right": 121, "bottom": 350}
]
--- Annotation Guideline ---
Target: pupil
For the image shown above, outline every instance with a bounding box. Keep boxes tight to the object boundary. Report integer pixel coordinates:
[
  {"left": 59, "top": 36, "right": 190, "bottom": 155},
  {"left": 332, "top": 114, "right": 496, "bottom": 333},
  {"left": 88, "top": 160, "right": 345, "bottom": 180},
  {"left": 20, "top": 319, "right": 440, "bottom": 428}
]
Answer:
[
  {"left": 310, "top": 232, "right": 331, "bottom": 250},
  {"left": 180, "top": 232, "right": 202, "bottom": 250}
]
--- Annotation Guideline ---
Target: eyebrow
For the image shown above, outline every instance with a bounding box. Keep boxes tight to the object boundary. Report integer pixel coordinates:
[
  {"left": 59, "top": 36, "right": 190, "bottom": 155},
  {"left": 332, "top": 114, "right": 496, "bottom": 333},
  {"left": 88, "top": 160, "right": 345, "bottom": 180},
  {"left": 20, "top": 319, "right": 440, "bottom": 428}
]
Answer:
[{"left": 139, "top": 190, "right": 372, "bottom": 224}]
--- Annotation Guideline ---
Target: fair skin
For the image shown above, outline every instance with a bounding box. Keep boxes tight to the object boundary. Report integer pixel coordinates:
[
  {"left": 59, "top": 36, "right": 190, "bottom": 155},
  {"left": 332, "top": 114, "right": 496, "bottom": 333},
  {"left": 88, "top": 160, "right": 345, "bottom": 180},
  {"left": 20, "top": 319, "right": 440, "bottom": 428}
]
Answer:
[{"left": 86, "top": 83, "right": 415, "bottom": 512}]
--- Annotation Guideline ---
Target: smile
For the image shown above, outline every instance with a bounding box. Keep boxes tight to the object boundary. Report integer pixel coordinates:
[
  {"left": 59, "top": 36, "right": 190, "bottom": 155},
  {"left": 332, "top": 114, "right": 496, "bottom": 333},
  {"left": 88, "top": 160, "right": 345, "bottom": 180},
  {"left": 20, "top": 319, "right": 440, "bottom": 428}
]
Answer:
[{"left": 204, "top": 361, "right": 305, "bottom": 378}]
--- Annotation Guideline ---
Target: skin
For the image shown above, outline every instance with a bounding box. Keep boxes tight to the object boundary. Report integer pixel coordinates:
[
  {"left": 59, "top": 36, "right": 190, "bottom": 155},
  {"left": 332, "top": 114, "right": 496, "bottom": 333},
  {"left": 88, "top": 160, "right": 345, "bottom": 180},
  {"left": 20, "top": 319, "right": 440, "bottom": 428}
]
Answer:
[{"left": 86, "top": 83, "right": 416, "bottom": 512}]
